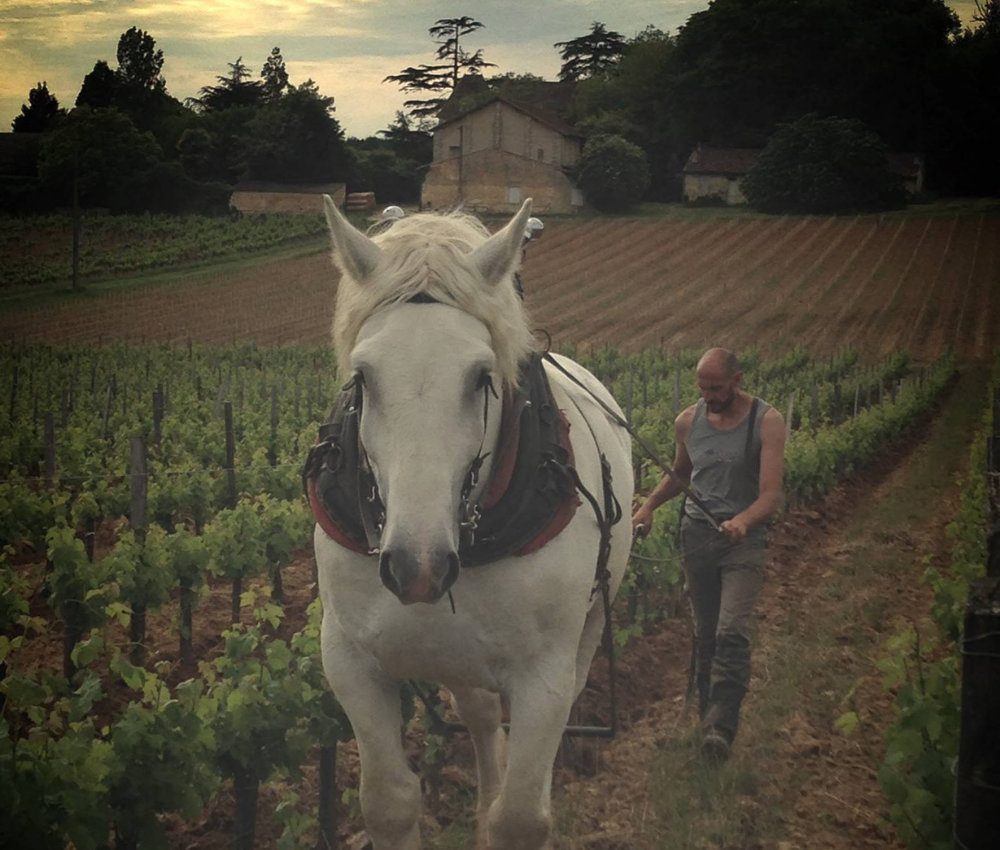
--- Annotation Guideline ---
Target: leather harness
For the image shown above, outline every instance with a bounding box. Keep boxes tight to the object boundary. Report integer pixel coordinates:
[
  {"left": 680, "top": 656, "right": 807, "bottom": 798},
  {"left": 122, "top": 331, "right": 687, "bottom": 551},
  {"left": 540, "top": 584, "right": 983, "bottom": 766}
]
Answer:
[{"left": 302, "top": 352, "right": 591, "bottom": 567}]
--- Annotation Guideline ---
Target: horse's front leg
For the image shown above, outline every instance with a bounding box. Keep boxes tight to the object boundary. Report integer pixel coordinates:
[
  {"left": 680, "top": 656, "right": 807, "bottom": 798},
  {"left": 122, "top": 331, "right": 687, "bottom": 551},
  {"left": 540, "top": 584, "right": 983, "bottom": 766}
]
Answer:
[
  {"left": 322, "top": 618, "right": 421, "bottom": 850},
  {"left": 487, "top": 663, "right": 577, "bottom": 850},
  {"left": 449, "top": 686, "right": 507, "bottom": 848}
]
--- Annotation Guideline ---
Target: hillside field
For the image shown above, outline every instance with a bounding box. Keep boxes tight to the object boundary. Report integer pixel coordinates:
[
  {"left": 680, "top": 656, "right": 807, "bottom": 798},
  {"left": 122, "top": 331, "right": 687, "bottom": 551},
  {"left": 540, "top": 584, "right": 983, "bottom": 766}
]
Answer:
[{"left": 1, "top": 211, "right": 998, "bottom": 361}]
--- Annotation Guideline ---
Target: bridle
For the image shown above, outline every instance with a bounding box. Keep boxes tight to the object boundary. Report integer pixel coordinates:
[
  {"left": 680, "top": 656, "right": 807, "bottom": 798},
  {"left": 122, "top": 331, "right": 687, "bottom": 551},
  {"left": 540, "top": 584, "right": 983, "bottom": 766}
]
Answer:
[{"left": 346, "top": 350, "right": 501, "bottom": 557}]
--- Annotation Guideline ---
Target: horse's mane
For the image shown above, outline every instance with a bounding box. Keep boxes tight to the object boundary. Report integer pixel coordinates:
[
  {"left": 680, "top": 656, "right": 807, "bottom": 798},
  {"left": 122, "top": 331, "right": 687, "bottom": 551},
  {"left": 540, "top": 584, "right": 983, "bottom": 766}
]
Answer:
[{"left": 332, "top": 212, "right": 536, "bottom": 391}]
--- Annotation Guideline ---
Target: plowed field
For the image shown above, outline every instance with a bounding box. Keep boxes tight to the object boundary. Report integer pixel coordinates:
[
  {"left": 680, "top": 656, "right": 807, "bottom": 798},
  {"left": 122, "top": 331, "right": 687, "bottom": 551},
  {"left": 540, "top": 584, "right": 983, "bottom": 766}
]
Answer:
[{"left": 3, "top": 213, "right": 998, "bottom": 360}]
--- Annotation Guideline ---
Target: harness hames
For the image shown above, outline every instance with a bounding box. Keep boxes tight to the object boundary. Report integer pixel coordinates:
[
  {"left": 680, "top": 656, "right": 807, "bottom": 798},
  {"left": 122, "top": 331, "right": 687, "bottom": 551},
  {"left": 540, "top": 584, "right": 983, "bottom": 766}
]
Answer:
[{"left": 303, "top": 353, "right": 592, "bottom": 567}]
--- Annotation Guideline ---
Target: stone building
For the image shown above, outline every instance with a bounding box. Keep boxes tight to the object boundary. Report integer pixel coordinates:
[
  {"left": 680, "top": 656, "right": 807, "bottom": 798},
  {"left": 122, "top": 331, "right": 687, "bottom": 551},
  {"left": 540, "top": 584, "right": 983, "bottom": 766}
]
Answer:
[{"left": 421, "top": 95, "right": 585, "bottom": 214}]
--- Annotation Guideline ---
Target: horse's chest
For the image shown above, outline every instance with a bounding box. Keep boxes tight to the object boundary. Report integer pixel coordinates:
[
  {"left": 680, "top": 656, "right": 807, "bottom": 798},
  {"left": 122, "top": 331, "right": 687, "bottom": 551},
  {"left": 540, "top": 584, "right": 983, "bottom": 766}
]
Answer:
[{"left": 375, "top": 617, "right": 507, "bottom": 688}]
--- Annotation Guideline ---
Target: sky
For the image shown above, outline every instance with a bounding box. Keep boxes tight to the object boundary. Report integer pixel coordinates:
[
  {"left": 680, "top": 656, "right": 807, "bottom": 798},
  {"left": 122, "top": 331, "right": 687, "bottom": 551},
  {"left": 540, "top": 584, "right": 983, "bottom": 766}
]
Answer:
[{"left": 0, "top": 0, "right": 981, "bottom": 139}]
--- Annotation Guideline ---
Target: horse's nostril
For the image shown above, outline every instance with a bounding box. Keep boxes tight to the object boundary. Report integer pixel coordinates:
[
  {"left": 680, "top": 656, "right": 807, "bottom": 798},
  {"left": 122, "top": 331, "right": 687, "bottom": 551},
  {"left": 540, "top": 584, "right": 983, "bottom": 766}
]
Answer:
[
  {"left": 379, "top": 550, "right": 401, "bottom": 596},
  {"left": 443, "top": 551, "right": 460, "bottom": 592}
]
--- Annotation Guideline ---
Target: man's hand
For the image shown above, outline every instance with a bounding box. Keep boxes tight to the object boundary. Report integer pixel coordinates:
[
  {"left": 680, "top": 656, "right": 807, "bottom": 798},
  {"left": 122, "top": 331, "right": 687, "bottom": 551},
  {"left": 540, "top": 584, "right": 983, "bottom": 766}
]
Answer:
[
  {"left": 720, "top": 515, "right": 751, "bottom": 543},
  {"left": 631, "top": 503, "right": 654, "bottom": 538}
]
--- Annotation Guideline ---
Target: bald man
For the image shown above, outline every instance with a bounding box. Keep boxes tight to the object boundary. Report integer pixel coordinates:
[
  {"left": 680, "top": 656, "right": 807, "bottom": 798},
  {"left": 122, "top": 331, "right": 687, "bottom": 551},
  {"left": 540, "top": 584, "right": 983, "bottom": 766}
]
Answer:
[{"left": 632, "top": 348, "right": 785, "bottom": 761}]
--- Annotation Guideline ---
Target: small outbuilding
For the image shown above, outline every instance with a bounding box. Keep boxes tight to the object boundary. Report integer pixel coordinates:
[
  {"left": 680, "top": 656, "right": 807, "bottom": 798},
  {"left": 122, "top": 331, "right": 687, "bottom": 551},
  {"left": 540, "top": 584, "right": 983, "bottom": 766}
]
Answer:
[
  {"left": 681, "top": 147, "right": 760, "bottom": 205},
  {"left": 885, "top": 153, "right": 926, "bottom": 196},
  {"left": 681, "top": 145, "right": 927, "bottom": 206},
  {"left": 229, "top": 181, "right": 347, "bottom": 214}
]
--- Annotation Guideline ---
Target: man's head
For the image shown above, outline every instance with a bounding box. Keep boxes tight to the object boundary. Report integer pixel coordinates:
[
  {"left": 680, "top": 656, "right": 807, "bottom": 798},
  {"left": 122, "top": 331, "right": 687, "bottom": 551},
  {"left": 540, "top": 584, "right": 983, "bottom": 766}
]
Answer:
[{"left": 696, "top": 347, "right": 742, "bottom": 414}]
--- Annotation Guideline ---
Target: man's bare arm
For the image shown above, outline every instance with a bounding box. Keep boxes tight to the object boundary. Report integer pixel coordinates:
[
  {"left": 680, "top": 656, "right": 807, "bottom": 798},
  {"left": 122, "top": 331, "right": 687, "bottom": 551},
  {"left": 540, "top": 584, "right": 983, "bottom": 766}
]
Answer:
[{"left": 631, "top": 407, "right": 695, "bottom": 529}]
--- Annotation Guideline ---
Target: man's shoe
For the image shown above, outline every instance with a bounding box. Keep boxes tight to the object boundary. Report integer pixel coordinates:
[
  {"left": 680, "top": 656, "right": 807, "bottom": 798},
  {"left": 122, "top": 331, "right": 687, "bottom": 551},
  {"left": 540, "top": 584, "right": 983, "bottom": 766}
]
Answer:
[{"left": 701, "top": 728, "right": 731, "bottom": 763}]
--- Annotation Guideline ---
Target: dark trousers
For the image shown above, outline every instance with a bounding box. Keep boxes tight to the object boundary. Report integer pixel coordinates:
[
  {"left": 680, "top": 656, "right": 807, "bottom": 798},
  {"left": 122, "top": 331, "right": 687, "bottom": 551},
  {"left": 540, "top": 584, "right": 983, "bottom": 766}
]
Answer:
[{"left": 681, "top": 517, "right": 766, "bottom": 741}]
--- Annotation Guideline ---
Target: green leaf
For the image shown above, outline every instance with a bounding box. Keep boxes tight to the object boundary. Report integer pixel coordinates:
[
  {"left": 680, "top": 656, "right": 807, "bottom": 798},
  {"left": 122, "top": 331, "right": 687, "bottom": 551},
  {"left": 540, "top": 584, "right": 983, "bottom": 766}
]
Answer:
[
  {"left": 266, "top": 640, "right": 293, "bottom": 672},
  {"left": 111, "top": 651, "right": 146, "bottom": 690},
  {"left": 71, "top": 635, "right": 106, "bottom": 668}
]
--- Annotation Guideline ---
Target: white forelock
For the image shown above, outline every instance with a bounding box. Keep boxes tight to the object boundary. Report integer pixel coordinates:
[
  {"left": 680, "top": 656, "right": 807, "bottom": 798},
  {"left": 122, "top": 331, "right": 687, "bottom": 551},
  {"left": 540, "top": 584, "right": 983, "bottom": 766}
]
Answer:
[{"left": 332, "top": 212, "right": 536, "bottom": 391}]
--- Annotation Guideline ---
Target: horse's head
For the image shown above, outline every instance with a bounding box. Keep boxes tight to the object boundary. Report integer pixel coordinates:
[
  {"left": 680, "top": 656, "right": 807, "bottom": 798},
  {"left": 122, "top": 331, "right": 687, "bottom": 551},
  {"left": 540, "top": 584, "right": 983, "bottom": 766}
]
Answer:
[{"left": 323, "top": 197, "right": 536, "bottom": 605}]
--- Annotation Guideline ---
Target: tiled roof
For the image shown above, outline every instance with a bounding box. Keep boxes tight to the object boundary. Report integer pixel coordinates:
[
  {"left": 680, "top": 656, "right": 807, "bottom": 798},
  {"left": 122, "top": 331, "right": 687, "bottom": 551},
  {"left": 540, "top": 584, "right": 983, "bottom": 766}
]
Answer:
[
  {"left": 436, "top": 95, "right": 581, "bottom": 138},
  {"left": 682, "top": 147, "right": 760, "bottom": 176},
  {"left": 886, "top": 153, "right": 923, "bottom": 179},
  {"left": 683, "top": 146, "right": 925, "bottom": 179}
]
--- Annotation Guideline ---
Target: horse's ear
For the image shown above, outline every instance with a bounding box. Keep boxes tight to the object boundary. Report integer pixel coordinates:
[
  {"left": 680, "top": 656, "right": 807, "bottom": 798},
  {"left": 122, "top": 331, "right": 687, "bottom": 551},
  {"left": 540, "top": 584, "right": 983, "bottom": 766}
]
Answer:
[
  {"left": 323, "top": 194, "right": 383, "bottom": 283},
  {"left": 469, "top": 199, "right": 533, "bottom": 289}
]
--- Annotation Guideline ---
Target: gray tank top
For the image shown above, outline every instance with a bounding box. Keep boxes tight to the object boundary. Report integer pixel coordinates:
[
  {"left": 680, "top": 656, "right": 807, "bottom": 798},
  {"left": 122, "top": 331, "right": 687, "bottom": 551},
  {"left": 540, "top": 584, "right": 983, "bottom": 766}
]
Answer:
[{"left": 683, "top": 396, "right": 770, "bottom": 530}]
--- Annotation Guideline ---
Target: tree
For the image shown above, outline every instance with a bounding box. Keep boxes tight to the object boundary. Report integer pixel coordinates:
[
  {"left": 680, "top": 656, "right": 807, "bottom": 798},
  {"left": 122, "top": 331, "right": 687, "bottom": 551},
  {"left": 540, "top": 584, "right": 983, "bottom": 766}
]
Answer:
[
  {"left": 666, "top": 0, "right": 959, "bottom": 153},
  {"left": 76, "top": 61, "right": 118, "bottom": 110},
  {"left": 260, "top": 47, "right": 290, "bottom": 101},
  {"left": 741, "top": 114, "right": 906, "bottom": 214},
  {"left": 11, "top": 82, "right": 63, "bottom": 132},
  {"left": 244, "top": 80, "right": 351, "bottom": 183},
  {"left": 109, "top": 28, "right": 191, "bottom": 143},
  {"left": 379, "top": 111, "right": 433, "bottom": 164},
  {"left": 383, "top": 16, "right": 495, "bottom": 118},
  {"left": 177, "top": 127, "right": 216, "bottom": 181},
  {"left": 36, "top": 107, "right": 162, "bottom": 208},
  {"left": 569, "top": 26, "right": 681, "bottom": 198},
  {"left": 116, "top": 26, "right": 166, "bottom": 94},
  {"left": 350, "top": 147, "right": 423, "bottom": 203},
  {"left": 575, "top": 134, "right": 650, "bottom": 211},
  {"left": 554, "top": 22, "right": 626, "bottom": 82},
  {"left": 971, "top": 0, "right": 1000, "bottom": 36},
  {"left": 194, "top": 57, "right": 264, "bottom": 112}
]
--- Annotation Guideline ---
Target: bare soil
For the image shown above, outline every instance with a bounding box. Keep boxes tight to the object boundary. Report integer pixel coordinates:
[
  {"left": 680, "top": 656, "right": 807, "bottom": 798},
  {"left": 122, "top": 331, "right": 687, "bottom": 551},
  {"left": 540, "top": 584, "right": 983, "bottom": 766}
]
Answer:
[{"left": 3, "top": 215, "right": 998, "bottom": 361}]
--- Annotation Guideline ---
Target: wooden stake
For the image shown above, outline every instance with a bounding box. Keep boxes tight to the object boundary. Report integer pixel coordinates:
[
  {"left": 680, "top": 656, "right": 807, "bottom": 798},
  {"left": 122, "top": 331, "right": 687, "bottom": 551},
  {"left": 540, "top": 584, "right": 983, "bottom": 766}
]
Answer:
[
  {"left": 270, "top": 385, "right": 279, "bottom": 467},
  {"left": 44, "top": 414, "right": 56, "bottom": 490},
  {"left": 101, "top": 386, "right": 112, "bottom": 440},
  {"left": 785, "top": 391, "right": 796, "bottom": 442},
  {"left": 224, "top": 402, "right": 237, "bottom": 509}
]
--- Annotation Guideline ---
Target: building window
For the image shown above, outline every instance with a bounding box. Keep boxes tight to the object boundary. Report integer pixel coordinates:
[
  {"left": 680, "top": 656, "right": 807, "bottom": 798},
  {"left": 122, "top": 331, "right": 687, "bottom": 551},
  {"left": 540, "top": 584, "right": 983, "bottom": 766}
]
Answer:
[
  {"left": 449, "top": 145, "right": 461, "bottom": 158},
  {"left": 508, "top": 187, "right": 521, "bottom": 204},
  {"left": 571, "top": 188, "right": 584, "bottom": 207},
  {"left": 537, "top": 148, "right": 545, "bottom": 160}
]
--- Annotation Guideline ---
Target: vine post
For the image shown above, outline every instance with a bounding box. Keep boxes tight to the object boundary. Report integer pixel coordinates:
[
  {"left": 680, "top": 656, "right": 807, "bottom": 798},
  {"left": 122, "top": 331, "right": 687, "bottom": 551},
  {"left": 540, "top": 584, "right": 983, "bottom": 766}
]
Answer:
[
  {"left": 316, "top": 744, "right": 338, "bottom": 850},
  {"left": 129, "top": 434, "right": 148, "bottom": 666},
  {"left": 270, "top": 384, "right": 279, "bottom": 467},
  {"left": 224, "top": 402, "right": 240, "bottom": 623}
]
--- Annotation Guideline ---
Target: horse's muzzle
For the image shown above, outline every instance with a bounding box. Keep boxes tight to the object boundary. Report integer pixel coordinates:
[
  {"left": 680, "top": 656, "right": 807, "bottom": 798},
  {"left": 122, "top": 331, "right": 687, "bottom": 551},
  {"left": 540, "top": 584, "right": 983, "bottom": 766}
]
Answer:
[{"left": 379, "top": 547, "right": 460, "bottom": 605}]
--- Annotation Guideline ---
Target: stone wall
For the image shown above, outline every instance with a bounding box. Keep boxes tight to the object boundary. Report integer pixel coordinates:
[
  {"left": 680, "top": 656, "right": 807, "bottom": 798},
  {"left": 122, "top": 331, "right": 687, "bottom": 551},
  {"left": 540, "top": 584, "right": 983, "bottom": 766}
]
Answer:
[
  {"left": 683, "top": 174, "right": 747, "bottom": 205},
  {"left": 230, "top": 185, "right": 347, "bottom": 214},
  {"left": 422, "top": 147, "right": 583, "bottom": 214}
]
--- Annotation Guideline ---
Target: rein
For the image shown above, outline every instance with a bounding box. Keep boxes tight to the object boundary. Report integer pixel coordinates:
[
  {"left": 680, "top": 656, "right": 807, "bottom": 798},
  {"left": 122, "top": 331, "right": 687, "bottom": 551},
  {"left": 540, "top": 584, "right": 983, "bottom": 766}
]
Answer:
[{"left": 541, "top": 352, "right": 725, "bottom": 534}]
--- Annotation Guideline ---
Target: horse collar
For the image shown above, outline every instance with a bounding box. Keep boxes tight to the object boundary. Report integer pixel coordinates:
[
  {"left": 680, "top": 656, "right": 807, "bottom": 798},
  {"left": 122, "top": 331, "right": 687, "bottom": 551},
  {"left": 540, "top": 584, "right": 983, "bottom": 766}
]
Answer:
[{"left": 303, "top": 353, "right": 580, "bottom": 566}]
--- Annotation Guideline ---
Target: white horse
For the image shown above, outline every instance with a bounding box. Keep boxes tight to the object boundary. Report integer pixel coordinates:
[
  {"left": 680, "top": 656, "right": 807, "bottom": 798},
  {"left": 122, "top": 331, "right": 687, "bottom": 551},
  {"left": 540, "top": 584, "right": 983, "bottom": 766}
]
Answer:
[{"left": 315, "top": 197, "right": 634, "bottom": 850}]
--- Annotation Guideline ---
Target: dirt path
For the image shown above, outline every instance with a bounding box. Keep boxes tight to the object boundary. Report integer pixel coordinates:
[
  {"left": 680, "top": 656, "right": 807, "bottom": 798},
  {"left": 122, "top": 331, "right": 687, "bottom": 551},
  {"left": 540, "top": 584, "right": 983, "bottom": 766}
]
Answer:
[{"left": 547, "top": 366, "right": 987, "bottom": 850}]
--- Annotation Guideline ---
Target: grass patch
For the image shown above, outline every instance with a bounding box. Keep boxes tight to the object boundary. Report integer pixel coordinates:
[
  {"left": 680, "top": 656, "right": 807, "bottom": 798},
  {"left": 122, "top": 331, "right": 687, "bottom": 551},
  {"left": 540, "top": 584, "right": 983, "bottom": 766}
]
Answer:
[{"left": 0, "top": 235, "right": 329, "bottom": 312}]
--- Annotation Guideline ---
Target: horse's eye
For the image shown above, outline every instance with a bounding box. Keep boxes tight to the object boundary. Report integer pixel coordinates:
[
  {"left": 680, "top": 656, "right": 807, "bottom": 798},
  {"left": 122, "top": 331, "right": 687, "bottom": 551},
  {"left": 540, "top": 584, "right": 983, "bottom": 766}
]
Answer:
[{"left": 477, "top": 371, "right": 498, "bottom": 398}]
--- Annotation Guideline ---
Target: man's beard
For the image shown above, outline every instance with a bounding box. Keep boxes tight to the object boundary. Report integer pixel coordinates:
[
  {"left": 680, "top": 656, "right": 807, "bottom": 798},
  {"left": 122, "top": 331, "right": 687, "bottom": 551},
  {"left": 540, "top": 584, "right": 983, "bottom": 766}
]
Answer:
[{"left": 708, "top": 390, "right": 736, "bottom": 413}]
